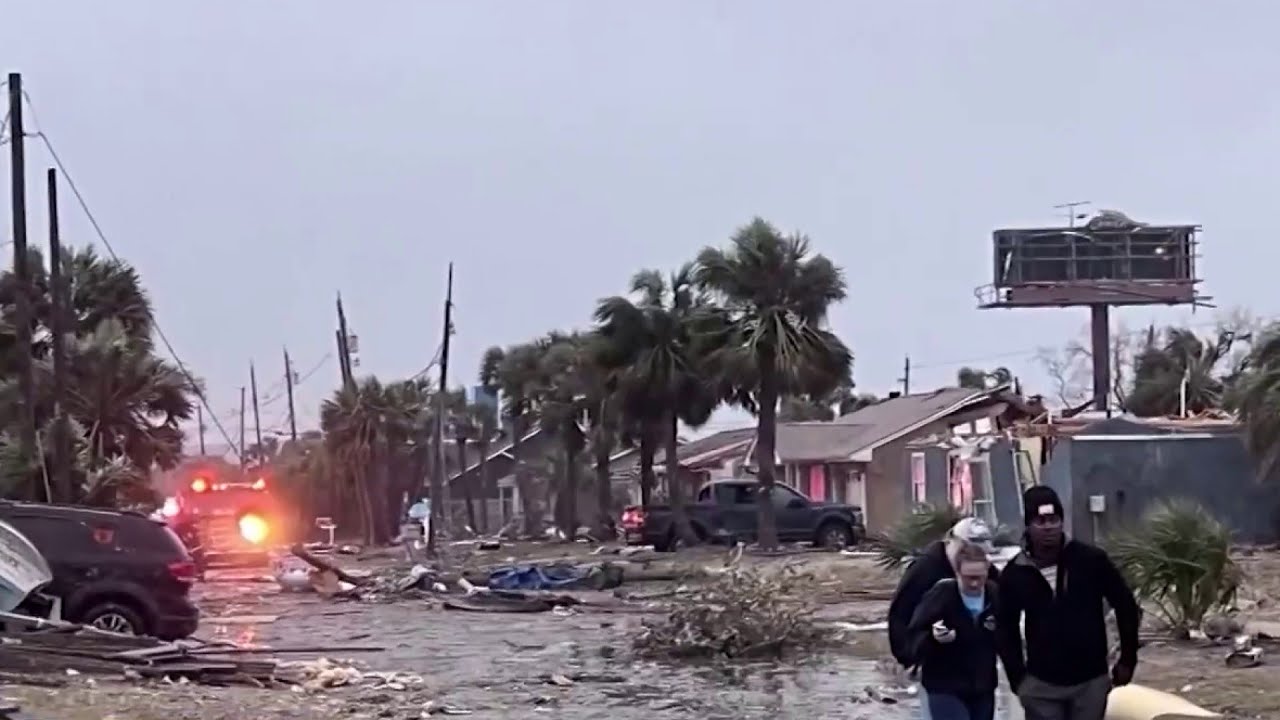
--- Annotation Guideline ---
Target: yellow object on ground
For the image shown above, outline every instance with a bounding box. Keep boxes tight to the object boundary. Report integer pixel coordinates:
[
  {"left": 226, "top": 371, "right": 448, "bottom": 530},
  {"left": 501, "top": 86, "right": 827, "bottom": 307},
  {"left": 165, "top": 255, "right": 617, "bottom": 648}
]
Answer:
[{"left": 1105, "top": 684, "right": 1220, "bottom": 719}]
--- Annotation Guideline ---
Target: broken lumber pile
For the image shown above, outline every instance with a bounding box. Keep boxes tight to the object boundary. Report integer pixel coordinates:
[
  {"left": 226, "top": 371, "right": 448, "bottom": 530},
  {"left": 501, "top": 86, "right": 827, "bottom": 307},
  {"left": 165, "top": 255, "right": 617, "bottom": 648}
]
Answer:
[{"left": 0, "top": 624, "right": 381, "bottom": 687}]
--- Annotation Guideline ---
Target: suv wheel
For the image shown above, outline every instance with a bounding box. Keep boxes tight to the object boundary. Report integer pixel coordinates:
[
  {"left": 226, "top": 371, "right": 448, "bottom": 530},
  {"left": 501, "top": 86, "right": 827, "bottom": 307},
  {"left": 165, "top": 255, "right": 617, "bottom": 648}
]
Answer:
[
  {"left": 816, "top": 521, "right": 854, "bottom": 549},
  {"left": 82, "top": 602, "right": 148, "bottom": 636}
]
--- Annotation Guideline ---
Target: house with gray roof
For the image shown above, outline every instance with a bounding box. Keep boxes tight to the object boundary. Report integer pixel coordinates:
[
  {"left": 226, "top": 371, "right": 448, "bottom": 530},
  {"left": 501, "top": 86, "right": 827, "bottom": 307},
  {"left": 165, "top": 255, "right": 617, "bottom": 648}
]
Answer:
[{"left": 746, "top": 385, "right": 1028, "bottom": 533}]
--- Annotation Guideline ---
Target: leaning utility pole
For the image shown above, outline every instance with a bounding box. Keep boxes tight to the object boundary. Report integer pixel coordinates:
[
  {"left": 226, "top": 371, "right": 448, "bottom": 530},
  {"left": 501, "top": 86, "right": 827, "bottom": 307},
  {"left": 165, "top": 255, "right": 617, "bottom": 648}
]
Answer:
[
  {"left": 249, "top": 362, "right": 263, "bottom": 453},
  {"left": 336, "top": 294, "right": 355, "bottom": 389},
  {"left": 428, "top": 263, "right": 455, "bottom": 553},
  {"left": 238, "top": 387, "right": 247, "bottom": 471},
  {"left": 283, "top": 348, "right": 298, "bottom": 441},
  {"left": 8, "top": 73, "right": 36, "bottom": 461},
  {"left": 196, "top": 405, "right": 207, "bottom": 455},
  {"left": 47, "top": 168, "right": 72, "bottom": 503}
]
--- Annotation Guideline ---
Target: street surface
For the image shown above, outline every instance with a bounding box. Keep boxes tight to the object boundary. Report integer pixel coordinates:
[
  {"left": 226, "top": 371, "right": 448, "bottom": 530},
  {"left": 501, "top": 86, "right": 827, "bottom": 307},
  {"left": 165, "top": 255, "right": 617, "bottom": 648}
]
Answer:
[{"left": 188, "top": 564, "right": 1025, "bottom": 719}]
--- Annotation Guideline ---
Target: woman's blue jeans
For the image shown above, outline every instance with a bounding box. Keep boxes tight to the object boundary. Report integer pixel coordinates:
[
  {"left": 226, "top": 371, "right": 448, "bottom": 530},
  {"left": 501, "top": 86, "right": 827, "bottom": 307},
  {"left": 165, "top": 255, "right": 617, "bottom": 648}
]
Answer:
[{"left": 925, "top": 691, "right": 995, "bottom": 720}]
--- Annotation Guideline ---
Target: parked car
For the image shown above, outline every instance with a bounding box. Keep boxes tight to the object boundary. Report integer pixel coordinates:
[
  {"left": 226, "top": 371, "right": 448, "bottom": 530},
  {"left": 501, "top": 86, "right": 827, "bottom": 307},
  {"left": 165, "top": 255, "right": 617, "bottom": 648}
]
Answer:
[
  {"left": 621, "top": 479, "right": 866, "bottom": 552},
  {"left": 0, "top": 500, "right": 200, "bottom": 639}
]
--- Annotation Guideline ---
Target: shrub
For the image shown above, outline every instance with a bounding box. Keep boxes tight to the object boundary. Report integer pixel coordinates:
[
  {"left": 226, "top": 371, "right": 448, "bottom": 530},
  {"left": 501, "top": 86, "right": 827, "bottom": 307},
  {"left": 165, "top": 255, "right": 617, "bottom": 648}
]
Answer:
[
  {"left": 1108, "top": 499, "right": 1243, "bottom": 635},
  {"left": 872, "top": 504, "right": 964, "bottom": 570}
]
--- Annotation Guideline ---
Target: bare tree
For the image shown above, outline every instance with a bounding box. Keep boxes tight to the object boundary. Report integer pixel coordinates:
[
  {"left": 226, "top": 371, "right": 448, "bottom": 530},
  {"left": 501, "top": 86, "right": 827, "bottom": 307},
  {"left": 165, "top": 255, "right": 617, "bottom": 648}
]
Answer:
[
  {"left": 1034, "top": 322, "right": 1136, "bottom": 409},
  {"left": 1035, "top": 308, "right": 1269, "bottom": 412}
]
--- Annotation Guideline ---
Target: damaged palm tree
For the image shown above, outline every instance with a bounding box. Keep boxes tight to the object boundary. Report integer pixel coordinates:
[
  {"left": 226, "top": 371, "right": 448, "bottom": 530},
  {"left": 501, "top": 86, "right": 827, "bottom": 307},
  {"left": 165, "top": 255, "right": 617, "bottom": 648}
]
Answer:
[{"left": 633, "top": 562, "right": 828, "bottom": 659}]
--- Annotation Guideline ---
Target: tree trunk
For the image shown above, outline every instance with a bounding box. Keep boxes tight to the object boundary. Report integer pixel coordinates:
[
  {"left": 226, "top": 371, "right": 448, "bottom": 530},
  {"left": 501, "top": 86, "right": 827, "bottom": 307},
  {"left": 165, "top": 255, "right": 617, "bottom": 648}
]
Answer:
[
  {"left": 594, "top": 432, "right": 614, "bottom": 540},
  {"left": 512, "top": 412, "right": 541, "bottom": 536},
  {"left": 666, "top": 410, "right": 698, "bottom": 546},
  {"left": 639, "top": 428, "right": 656, "bottom": 507},
  {"left": 477, "top": 438, "right": 491, "bottom": 534},
  {"left": 755, "top": 350, "right": 780, "bottom": 550},
  {"left": 562, "top": 432, "right": 580, "bottom": 541},
  {"left": 457, "top": 438, "right": 478, "bottom": 532}
]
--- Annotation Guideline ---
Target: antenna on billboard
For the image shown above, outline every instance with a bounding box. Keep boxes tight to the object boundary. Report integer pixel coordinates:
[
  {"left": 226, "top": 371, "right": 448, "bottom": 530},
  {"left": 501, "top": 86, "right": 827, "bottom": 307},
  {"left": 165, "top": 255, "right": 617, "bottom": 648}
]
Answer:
[{"left": 1053, "top": 200, "right": 1092, "bottom": 228}]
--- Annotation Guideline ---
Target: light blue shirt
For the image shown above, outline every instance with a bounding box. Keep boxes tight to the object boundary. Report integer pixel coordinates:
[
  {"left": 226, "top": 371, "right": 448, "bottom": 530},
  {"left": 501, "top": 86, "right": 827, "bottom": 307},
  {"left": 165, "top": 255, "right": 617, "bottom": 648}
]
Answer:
[{"left": 961, "top": 591, "right": 984, "bottom": 619}]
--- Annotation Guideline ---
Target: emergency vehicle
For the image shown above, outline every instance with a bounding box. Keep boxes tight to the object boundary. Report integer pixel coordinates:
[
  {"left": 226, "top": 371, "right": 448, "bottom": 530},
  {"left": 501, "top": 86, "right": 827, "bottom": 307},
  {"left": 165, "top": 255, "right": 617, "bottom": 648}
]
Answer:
[{"left": 161, "top": 468, "right": 279, "bottom": 569}]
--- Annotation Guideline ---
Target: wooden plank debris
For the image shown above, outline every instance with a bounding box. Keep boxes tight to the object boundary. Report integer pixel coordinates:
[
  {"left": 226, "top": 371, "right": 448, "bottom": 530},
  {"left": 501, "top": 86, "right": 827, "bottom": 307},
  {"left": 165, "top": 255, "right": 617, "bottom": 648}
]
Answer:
[{"left": 0, "top": 611, "right": 382, "bottom": 687}]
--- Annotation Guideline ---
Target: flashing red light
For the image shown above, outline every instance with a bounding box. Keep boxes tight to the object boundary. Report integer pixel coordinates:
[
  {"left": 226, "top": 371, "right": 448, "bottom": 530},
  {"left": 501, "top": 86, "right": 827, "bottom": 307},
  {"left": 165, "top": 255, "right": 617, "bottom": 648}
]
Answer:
[
  {"left": 251, "top": 477, "right": 267, "bottom": 491},
  {"left": 190, "top": 477, "right": 209, "bottom": 493}
]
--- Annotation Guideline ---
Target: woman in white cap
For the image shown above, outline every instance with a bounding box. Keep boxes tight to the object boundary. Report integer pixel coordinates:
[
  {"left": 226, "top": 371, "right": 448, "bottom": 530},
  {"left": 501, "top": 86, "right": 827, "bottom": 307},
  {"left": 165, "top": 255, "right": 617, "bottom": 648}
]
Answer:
[
  {"left": 906, "top": 539, "right": 1000, "bottom": 720},
  {"left": 887, "top": 517, "right": 998, "bottom": 718}
]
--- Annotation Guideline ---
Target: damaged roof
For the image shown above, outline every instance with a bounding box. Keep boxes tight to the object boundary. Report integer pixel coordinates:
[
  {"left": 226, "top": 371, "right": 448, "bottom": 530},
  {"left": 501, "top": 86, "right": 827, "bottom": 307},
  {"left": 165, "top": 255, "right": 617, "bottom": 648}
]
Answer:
[{"left": 756, "top": 386, "right": 1008, "bottom": 463}]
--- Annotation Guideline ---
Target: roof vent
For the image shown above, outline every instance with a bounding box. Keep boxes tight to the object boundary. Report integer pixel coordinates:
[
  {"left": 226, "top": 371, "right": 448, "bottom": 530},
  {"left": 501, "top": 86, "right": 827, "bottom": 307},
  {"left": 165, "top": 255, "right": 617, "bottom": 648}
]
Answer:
[{"left": 887, "top": 391, "right": 902, "bottom": 399}]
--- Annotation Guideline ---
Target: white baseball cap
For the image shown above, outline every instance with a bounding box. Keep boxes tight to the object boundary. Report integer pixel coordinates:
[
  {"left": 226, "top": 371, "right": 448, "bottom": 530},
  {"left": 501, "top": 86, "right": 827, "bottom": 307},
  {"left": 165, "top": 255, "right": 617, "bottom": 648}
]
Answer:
[{"left": 949, "top": 517, "right": 995, "bottom": 553}]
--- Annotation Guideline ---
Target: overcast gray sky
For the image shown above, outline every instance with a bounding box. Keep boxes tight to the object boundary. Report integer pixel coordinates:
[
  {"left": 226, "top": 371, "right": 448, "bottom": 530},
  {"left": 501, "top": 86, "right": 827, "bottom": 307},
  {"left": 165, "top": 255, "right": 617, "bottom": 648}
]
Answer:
[{"left": 6, "top": 2, "right": 1279, "bottom": 450}]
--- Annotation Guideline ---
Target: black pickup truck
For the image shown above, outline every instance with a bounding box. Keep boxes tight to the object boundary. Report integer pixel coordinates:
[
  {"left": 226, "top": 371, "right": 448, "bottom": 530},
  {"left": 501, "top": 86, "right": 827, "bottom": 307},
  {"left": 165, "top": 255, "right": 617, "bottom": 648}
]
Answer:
[{"left": 621, "top": 479, "right": 866, "bottom": 552}]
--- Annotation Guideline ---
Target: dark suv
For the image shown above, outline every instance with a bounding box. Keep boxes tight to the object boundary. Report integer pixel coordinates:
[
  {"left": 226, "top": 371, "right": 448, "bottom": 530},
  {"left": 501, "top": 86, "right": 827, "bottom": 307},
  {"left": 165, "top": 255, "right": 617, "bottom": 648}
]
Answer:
[{"left": 0, "top": 501, "right": 200, "bottom": 639}]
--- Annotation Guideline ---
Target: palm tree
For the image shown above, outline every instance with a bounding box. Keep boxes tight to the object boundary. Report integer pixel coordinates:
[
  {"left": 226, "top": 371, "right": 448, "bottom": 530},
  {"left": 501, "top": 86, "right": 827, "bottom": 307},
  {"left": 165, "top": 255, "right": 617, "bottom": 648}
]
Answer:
[
  {"left": 0, "top": 245, "right": 193, "bottom": 505},
  {"left": 956, "top": 366, "right": 1013, "bottom": 391},
  {"left": 595, "top": 266, "right": 720, "bottom": 545},
  {"left": 321, "top": 377, "right": 395, "bottom": 545},
  {"left": 531, "top": 332, "right": 596, "bottom": 538},
  {"left": 1127, "top": 326, "right": 1242, "bottom": 418},
  {"left": 695, "top": 218, "right": 853, "bottom": 549},
  {"left": 1228, "top": 323, "right": 1280, "bottom": 477},
  {"left": 481, "top": 342, "right": 546, "bottom": 535},
  {"left": 381, "top": 378, "right": 432, "bottom": 533},
  {"left": 445, "top": 388, "right": 499, "bottom": 533}
]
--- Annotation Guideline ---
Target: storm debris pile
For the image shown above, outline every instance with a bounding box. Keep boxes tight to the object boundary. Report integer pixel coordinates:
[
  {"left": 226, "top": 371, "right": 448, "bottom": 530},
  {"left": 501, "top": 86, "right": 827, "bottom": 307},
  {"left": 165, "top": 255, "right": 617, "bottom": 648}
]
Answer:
[{"left": 632, "top": 563, "right": 828, "bottom": 659}]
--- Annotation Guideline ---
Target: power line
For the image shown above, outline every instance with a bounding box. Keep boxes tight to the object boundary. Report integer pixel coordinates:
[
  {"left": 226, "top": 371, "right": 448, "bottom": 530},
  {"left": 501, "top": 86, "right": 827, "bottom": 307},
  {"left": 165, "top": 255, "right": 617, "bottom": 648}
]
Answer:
[
  {"left": 908, "top": 316, "right": 1236, "bottom": 372},
  {"left": 19, "top": 90, "right": 243, "bottom": 460}
]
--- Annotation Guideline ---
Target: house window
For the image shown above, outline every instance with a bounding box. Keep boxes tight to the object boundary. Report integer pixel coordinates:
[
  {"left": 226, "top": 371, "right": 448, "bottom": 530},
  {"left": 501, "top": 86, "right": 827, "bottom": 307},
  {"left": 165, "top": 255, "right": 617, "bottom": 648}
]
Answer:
[
  {"left": 968, "top": 458, "right": 997, "bottom": 526},
  {"left": 949, "top": 458, "right": 972, "bottom": 513},
  {"left": 910, "top": 453, "right": 927, "bottom": 506},
  {"left": 499, "top": 486, "right": 516, "bottom": 523}
]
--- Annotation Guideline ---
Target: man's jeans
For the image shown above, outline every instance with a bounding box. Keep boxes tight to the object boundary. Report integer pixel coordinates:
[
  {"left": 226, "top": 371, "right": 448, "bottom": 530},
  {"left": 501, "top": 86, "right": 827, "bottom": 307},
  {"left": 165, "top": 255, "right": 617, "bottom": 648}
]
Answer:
[
  {"left": 919, "top": 689, "right": 931, "bottom": 720},
  {"left": 1018, "top": 674, "right": 1111, "bottom": 720}
]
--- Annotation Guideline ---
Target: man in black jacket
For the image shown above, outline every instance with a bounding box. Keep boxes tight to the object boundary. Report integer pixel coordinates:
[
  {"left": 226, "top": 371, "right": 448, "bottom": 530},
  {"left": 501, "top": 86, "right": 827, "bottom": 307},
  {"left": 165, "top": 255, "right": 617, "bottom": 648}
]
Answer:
[{"left": 997, "top": 485, "right": 1140, "bottom": 720}]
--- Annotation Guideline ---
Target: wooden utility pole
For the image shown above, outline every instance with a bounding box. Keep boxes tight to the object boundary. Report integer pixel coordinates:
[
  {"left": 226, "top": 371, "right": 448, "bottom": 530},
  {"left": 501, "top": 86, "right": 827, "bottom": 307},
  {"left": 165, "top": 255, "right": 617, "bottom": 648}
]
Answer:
[
  {"left": 899, "top": 355, "right": 911, "bottom": 395},
  {"left": 336, "top": 294, "right": 354, "bottom": 389},
  {"left": 47, "top": 168, "right": 72, "bottom": 503},
  {"left": 196, "top": 405, "right": 207, "bottom": 455},
  {"left": 428, "top": 263, "right": 454, "bottom": 552},
  {"left": 283, "top": 348, "right": 298, "bottom": 441},
  {"left": 249, "top": 362, "right": 263, "bottom": 453},
  {"left": 8, "top": 73, "right": 36, "bottom": 462},
  {"left": 239, "top": 387, "right": 246, "bottom": 471}
]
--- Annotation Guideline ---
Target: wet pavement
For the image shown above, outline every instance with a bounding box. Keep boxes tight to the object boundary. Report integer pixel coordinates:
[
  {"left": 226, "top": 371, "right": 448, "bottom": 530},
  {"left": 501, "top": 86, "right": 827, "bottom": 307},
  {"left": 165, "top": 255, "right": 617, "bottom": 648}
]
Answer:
[{"left": 196, "top": 571, "right": 1024, "bottom": 719}]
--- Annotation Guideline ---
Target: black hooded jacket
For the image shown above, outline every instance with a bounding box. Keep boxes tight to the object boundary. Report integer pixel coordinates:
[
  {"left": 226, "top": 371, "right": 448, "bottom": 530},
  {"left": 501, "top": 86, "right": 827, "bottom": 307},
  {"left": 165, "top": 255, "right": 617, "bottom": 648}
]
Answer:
[
  {"left": 887, "top": 540, "right": 1001, "bottom": 667},
  {"left": 907, "top": 578, "right": 1001, "bottom": 697},
  {"left": 995, "top": 538, "right": 1140, "bottom": 690}
]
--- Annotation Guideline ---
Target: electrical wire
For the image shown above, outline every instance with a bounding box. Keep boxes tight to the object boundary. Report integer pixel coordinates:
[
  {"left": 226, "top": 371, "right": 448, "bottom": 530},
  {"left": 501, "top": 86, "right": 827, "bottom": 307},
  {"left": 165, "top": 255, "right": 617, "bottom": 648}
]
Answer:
[
  {"left": 19, "top": 91, "right": 244, "bottom": 460},
  {"left": 907, "top": 316, "right": 1233, "bottom": 371}
]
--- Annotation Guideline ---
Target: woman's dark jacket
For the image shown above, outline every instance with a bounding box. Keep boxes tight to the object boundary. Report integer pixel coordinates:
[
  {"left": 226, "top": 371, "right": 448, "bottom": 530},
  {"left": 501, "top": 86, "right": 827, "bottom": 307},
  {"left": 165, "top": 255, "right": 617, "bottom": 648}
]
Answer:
[{"left": 907, "top": 578, "right": 1000, "bottom": 697}]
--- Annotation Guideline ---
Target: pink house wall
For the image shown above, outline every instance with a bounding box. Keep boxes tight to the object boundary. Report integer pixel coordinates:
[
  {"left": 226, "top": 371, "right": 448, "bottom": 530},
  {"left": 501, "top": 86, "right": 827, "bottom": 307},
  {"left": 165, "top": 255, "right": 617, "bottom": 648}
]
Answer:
[{"left": 808, "top": 465, "right": 826, "bottom": 501}]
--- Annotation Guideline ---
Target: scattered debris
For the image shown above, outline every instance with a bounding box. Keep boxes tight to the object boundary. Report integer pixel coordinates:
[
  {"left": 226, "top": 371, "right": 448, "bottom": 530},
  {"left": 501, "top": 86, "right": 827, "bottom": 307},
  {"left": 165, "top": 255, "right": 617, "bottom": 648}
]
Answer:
[
  {"left": 633, "top": 562, "right": 829, "bottom": 659},
  {"left": 1225, "top": 635, "right": 1264, "bottom": 668}
]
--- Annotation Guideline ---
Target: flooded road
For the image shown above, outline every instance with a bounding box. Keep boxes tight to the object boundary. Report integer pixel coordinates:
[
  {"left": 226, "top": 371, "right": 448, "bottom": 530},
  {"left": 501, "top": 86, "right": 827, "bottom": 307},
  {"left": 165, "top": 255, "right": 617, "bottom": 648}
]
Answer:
[{"left": 198, "top": 575, "right": 1024, "bottom": 719}]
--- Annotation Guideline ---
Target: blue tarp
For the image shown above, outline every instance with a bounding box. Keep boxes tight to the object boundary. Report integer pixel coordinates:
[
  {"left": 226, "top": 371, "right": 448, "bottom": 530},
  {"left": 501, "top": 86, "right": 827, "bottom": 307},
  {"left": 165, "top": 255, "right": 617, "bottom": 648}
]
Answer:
[{"left": 487, "top": 564, "right": 587, "bottom": 591}]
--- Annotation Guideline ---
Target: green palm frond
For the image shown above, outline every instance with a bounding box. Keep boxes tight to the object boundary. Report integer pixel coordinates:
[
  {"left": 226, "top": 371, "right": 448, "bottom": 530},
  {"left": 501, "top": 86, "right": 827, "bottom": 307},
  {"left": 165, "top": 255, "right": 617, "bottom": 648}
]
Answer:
[{"left": 872, "top": 504, "right": 964, "bottom": 570}]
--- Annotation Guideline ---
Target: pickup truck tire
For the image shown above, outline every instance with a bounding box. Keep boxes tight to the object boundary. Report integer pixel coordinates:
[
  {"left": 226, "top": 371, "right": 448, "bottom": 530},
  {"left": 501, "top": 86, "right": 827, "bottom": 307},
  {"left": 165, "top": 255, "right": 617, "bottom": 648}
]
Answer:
[{"left": 815, "top": 520, "right": 855, "bottom": 549}]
